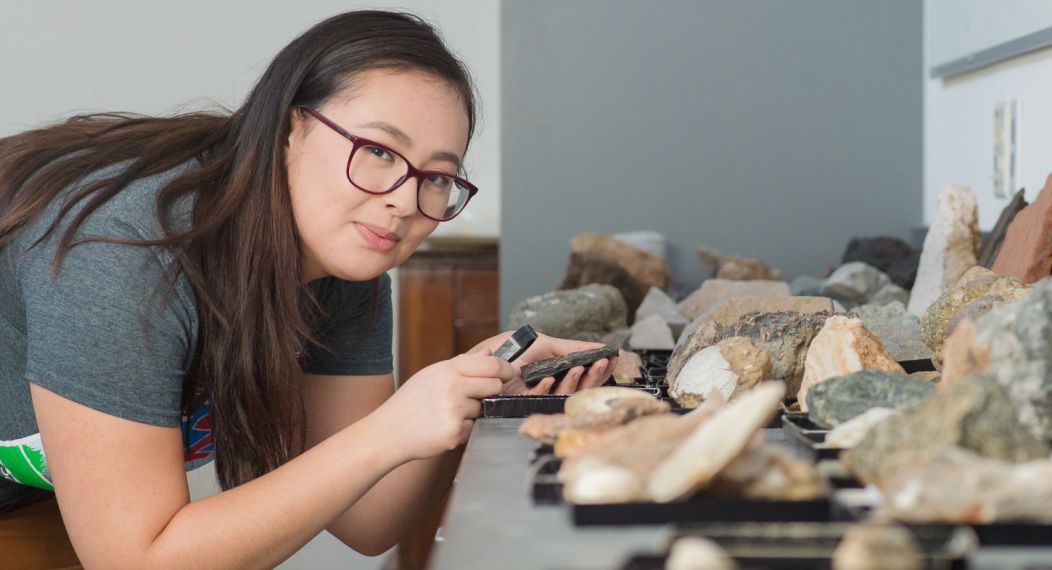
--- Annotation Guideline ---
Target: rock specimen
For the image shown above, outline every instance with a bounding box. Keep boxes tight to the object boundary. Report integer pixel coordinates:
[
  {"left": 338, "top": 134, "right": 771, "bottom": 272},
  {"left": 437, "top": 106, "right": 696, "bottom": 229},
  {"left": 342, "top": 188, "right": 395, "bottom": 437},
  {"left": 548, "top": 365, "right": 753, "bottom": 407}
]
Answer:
[
  {"left": 697, "top": 296, "right": 834, "bottom": 330},
  {"left": 789, "top": 275, "right": 823, "bottom": 297},
  {"left": 564, "top": 385, "right": 655, "bottom": 415},
  {"left": 877, "top": 447, "right": 1052, "bottom": 524},
  {"left": 843, "top": 373, "right": 1049, "bottom": 485},
  {"left": 907, "top": 185, "right": 980, "bottom": 317},
  {"left": 867, "top": 282, "right": 909, "bottom": 307},
  {"left": 823, "top": 407, "right": 895, "bottom": 450},
  {"left": 600, "top": 327, "right": 631, "bottom": 350},
  {"left": 666, "top": 537, "right": 739, "bottom": 570},
  {"left": 939, "top": 277, "right": 1052, "bottom": 440},
  {"left": 670, "top": 307, "right": 832, "bottom": 397},
  {"left": 634, "top": 286, "right": 689, "bottom": 336},
  {"left": 558, "top": 232, "right": 672, "bottom": 317},
  {"left": 831, "top": 523, "right": 923, "bottom": 570},
  {"left": 611, "top": 350, "right": 643, "bottom": 385},
  {"left": 611, "top": 230, "right": 666, "bottom": 259},
  {"left": 675, "top": 279, "right": 790, "bottom": 321},
  {"left": 797, "top": 316, "right": 905, "bottom": 411},
  {"left": 627, "top": 313, "right": 676, "bottom": 350},
  {"left": 841, "top": 236, "right": 920, "bottom": 290},
  {"left": 646, "top": 382, "right": 786, "bottom": 502},
  {"left": 853, "top": 302, "right": 931, "bottom": 361},
  {"left": 696, "top": 244, "right": 783, "bottom": 281},
  {"left": 521, "top": 345, "right": 620, "bottom": 387},
  {"left": 991, "top": 174, "right": 1052, "bottom": 282},
  {"left": 978, "top": 188, "right": 1028, "bottom": 268},
  {"left": 508, "top": 284, "right": 627, "bottom": 339},
  {"left": 518, "top": 396, "right": 668, "bottom": 445},
  {"left": 805, "top": 370, "right": 934, "bottom": 428},
  {"left": 819, "top": 262, "right": 892, "bottom": 306},
  {"left": 919, "top": 266, "right": 1029, "bottom": 366},
  {"left": 668, "top": 337, "right": 772, "bottom": 407},
  {"left": 707, "top": 440, "right": 825, "bottom": 501}
]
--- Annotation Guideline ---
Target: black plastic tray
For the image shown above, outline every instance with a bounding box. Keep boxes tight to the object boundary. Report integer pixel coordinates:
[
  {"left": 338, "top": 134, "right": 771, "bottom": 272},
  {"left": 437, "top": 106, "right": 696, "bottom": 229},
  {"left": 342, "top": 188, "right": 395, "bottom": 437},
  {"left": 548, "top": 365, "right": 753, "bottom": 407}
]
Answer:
[
  {"left": 572, "top": 495, "right": 833, "bottom": 526},
  {"left": 842, "top": 503, "right": 1052, "bottom": 546},
  {"left": 619, "top": 522, "right": 971, "bottom": 570},
  {"left": 481, "top": 395, "right": 568, "bottom": 418},
  {"left": 781, "top": 412, "right": 840, "bottom": 461},
  {"left": 899, "top": 358, "right": 937, "bottom": 373}
]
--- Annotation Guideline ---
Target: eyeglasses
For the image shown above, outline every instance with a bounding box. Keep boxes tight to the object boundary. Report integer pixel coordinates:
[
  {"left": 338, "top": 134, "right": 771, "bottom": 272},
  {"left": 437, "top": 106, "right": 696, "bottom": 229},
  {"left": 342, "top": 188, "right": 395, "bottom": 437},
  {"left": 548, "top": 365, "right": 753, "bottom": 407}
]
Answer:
[{"left": 300, "top": 107, "right": 478, "bottom": 222}]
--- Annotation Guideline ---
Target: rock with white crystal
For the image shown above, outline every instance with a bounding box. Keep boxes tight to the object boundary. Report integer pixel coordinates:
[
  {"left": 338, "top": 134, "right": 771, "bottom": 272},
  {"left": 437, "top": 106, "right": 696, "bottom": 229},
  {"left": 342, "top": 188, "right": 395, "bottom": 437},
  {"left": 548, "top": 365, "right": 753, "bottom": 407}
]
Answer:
[
  {"left": 628, "top": 313, "right": 676, "bottom": 350},
  {"left": 797, "top": 316, "right": 905, "bottom": 411},
  {"left": 669, "top": 337, "right": 772, "bottom": 407},
  {"left": 907, "top": 185, "right": 980, "bottom": 317}
]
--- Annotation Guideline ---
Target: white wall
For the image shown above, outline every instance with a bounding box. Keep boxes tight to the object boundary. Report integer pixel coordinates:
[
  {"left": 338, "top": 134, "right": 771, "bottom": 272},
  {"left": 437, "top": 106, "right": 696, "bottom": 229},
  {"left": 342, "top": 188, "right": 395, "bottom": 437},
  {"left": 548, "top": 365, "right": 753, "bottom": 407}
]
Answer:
[
  {"left": 2, "top": 2, "right": 499, "bottom": 568},
  {"left": 924, "top": 0, "right": 1052, "bottom": 229}
]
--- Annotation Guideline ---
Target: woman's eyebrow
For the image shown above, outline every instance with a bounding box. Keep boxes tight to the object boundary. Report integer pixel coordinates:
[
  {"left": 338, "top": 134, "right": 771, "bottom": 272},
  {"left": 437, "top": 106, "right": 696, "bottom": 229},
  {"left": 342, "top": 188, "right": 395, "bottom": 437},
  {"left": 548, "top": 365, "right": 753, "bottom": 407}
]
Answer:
[{"left": 358, "top": 120, "right": 463, "bottom": 170}]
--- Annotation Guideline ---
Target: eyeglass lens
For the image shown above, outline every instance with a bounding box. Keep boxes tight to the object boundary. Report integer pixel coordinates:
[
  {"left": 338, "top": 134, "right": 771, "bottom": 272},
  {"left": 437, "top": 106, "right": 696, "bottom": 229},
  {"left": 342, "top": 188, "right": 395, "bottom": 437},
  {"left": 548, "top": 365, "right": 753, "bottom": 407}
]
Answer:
[{"left": 349, "top": 143, "right": 472, "bottom": 221}]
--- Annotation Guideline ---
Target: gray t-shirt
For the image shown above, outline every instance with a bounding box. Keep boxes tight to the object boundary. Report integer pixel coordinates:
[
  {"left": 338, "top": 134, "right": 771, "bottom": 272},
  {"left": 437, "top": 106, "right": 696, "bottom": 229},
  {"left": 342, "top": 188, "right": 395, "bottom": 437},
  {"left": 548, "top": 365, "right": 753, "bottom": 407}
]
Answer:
[{"left": 0, "top": 162, "right": 393, "bottom": 508}]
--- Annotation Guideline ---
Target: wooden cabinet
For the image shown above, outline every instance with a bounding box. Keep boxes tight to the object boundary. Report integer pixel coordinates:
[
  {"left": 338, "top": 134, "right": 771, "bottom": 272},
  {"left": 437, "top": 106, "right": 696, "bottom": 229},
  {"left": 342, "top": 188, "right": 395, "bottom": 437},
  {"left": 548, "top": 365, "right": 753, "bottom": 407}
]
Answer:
[{"left": 395, "top": 238, "right": 499, "bottom": 570}]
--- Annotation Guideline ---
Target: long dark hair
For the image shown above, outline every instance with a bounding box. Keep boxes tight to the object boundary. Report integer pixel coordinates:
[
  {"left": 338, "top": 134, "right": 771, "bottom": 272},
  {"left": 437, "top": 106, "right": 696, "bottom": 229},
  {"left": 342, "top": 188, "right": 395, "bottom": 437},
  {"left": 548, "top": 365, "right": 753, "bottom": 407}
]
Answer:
[{"left": 0, "top": 11, "right": 477, "bottom": 489}]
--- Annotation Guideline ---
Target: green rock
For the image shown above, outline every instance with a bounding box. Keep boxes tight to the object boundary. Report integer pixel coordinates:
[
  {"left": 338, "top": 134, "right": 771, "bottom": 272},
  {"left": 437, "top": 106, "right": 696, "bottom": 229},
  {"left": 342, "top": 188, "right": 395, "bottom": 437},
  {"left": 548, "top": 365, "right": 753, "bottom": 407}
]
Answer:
[{"left": 806, "top": 370, "right": 935, "bottom": 429}]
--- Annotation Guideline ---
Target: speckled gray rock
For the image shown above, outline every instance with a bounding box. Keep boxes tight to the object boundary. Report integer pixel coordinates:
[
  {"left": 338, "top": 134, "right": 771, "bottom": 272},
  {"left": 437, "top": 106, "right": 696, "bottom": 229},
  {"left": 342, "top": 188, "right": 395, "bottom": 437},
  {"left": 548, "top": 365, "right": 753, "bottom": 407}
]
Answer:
[
  {"left": 854, "top": 302, "right": 931, "bottom": 361},
  {"left": 508, "top": 284, "right": 627, "bottom": 339},
  {"left": 868, "top": 282, "right": 910, "bottom": 307},
  {"left": 841, "top": 236, "right": 920, "bottom": 290},
  {"left": 946, "top": 277, "right": 1052, "bottom": 440},
  {"left": 843, "top": 372, "right": 1049, "bottom": 485},
  {"left": 820, "top": 262, "right": 891, "bottom": 305},
  {"left": 790, "top": 275, "right": 824, "bottom": 297},
  {"left": 806, "top": 370, "right": 935, "bottom": 429},
  {"left": 668, "top": 309, "right": 833, "bottom": 397}
]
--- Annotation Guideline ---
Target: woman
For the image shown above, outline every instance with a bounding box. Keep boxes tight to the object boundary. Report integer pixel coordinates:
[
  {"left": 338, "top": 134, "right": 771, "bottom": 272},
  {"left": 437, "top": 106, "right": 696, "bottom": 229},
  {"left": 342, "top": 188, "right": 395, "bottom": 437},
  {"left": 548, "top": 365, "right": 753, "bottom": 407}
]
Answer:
[{"left": 0, "top": 11, "right": 613, "bottom": 567}]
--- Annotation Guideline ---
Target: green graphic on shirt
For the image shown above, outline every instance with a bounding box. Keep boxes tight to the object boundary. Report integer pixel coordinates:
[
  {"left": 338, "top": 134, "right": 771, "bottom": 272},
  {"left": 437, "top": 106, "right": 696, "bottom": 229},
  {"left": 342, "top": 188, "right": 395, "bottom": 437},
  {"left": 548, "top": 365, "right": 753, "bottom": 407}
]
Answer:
[{"left": 0, "top": 433, "right": 53, "bottom": 491}]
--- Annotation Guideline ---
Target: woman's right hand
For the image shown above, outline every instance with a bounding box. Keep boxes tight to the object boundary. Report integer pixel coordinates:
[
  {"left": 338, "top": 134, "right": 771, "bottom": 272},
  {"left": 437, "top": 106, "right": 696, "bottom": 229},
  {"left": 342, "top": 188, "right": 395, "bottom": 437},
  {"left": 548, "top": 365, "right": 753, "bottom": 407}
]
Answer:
[{"left": 372, "top": 351, "right": 514, "bottom": 461}]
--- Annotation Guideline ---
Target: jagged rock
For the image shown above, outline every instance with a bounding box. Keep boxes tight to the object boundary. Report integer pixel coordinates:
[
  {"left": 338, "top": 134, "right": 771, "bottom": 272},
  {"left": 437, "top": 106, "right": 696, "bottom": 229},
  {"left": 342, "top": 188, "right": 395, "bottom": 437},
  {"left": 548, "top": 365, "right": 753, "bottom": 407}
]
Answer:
[
  {"left": 992, "top": 175, "right": 1052, "bottom": 283},
  {"left": 907, "top": 185, "right": 980, "bottom": 317},
  {"left": 940, "top": 277, "right": 1052, "bottom": 440},
  {"left": 669, "top": 337, "right": 772, "bottom": 407},
  {"left": 627, "top": 313, "right": 676, "bottom": 350},
  {"left": 854, "top": 302, "right": 931, "bottom": 361},
  {"left": 979, "top": 188, "right": 1028, "bottom": 268},
  {"left": 611, "top": 350, "right": 643, "bottom": 385},
  {"left": 940, "top": 320, "right": 989, "bottom": 387},
  {"left": 820, "top": 262, "right": 892, "bottom": 305},
  {"left": 797, "top": 317, "right": 905, "bottom": 411},
  {"left": 696, "top": 244, "right": 783, "bottom": 281},
  {"left": 558, "top": 232, "right": 672, "bottom": 318},
  {"left": 521, "top": 345, "right": 620, "bottom": 386},
  {"left": 611, "top": 230, "right": 666, "bottom": 259},
  {"left": 919, "top": 266, "right": 1029, "bottom": 367},
  {"left": 805, "top": 370, "right": 934, "bottom": 428},
  {"left": 823, "top": 407, "right": 896, "bottom": 449},
  {"left": 634, "top": 286, "right": 689, "bottom": 336},
  {"left": 600, "top": 328, "right": 631, "bottom": 350},
  {"left": 841, "top": 236, "right": 919, "bottom": 290},
  {"left": 707, "top": 441, "right": 825, "bottom": 501},
  {"left": 669, "top": 308, "right": 833, "bottom": 397},
  {"left": 832, "top": 523, "right": 924, "bottom": 570},
  {"left": 877, "top": 447, "right": 1052, "bottom": 524},
  {"left": 508, "top": 284, "right": 627, "bottom": 340},
  {"left": 676, "top": 279, "right": 790, "bottom": 321},
  {"left": 790, "top": 275, "right": 824, "bottom": 296},
  {"left": 701, "top": 296, "right": 834, "bottom": 328},
  {"left": 868, "top": 282, "right": 909, "bottom": 307},
  {"left": 843, "top": 373, "right": 1049, "bottom": 485}
]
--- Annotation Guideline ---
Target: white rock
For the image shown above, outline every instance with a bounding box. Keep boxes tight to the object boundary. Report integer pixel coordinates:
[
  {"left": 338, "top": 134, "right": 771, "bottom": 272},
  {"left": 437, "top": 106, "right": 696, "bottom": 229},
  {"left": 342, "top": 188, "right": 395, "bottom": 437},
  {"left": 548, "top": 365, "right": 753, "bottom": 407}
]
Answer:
[
  {"left": 635, "top": 286, "right": 690, "bottom": 336},
  {"left": 907, "top": 185, "right": 980, "bottom": 317},
  {"left": 824, "top": 407, "right": 896, "bottom": 449},
  {"left": 669, "top": 345, "right": 739, "bottom": 406},
  {"left": 869, "top": 282, "right": 910, "bottom": 307},
  {"left": 628, "top": 313, "right": 676, "bottom": 350}
]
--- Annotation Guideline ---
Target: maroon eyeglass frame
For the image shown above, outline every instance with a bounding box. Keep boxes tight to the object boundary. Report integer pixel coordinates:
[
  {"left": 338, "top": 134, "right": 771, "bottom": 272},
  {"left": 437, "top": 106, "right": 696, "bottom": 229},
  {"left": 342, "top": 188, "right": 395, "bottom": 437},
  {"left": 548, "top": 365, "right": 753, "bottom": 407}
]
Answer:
[{"left": 300, "top": 107, "right": 478, "bottom": 222}]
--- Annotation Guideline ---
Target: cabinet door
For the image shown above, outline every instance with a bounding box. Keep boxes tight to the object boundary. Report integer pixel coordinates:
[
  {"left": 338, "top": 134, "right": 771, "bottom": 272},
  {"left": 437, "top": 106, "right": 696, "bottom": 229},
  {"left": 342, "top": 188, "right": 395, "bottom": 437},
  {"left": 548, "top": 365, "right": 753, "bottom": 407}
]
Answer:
[
  {"left": 454, "top": 268, "right": 500, "bottom": 354},
  {"left": 397, "top": 264, "right": 456, "bottom": 381}
]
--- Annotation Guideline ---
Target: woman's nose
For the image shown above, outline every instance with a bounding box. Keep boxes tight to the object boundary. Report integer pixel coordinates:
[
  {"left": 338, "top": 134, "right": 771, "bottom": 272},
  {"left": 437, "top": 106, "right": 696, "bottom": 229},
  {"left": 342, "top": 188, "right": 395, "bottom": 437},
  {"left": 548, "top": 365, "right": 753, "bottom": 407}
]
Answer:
[{"left": 383, "top": 177, "right": 419, "bottom": 217}]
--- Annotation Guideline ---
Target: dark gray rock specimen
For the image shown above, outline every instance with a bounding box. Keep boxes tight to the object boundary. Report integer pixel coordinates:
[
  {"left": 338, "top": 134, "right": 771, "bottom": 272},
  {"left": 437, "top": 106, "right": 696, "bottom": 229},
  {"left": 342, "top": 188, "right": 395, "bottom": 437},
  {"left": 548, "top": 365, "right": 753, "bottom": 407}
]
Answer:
[
  {"left": 843, "top": 373, "right": 1049, "bottom": 485},
  {"left": 805, "top": 370, "right": 935, "bottom": 429},
  {"left": 979, "top": 188, "right": 1028, "bottom": 268},
  {"left": 521, "top": 345, "right": 619, "bottom": 387},
  {"left": 841, "top": 237, "right": 919, "bottom": 289}
]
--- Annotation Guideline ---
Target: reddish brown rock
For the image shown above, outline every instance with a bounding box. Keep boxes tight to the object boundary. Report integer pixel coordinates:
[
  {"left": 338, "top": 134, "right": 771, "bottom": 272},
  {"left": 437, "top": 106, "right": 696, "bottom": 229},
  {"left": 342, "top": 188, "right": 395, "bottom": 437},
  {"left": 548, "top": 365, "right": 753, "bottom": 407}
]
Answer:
[
  {"left": 979, "top": 189, "right": 1028, "bottom": 268},
  {"left": 992, "top": 175, "right": 1052, "bottom": 283},
  {"left": 559, "top": 232, "right": 672, "bottom": 318}
]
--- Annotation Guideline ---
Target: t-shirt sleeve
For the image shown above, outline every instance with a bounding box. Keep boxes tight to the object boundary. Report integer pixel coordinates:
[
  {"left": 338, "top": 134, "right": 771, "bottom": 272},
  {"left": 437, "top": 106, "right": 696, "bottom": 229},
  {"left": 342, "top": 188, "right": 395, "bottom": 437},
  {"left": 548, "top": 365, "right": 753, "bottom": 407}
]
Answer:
[
  {"left": 18, "top": 217, "right": 197, "bottom": 427},
  {"left": 301, "top": 273, "right": 394, "bottom": 376}
]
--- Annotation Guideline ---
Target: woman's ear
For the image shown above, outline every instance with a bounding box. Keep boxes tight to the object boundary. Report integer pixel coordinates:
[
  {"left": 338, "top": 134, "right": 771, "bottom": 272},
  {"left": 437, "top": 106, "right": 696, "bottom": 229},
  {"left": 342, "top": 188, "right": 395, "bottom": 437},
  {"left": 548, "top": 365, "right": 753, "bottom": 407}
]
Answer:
[{"left": 286, "top": 107, "right": 308, "bottom": 149}]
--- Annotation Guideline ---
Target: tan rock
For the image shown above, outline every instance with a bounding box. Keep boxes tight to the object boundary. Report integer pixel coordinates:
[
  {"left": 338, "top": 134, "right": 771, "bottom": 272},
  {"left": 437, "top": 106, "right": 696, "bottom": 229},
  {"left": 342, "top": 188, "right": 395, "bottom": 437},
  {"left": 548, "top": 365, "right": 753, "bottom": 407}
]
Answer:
[
  {"left": 666, "top": 537, "right": 739, "bottom": 570},
  {"left": 564, "top": 385, "right": 658, "bottom": 415},
  {"left": 707, "top": 439, "right": 825, "bottom": 500},
  {"left": 646, "top": 382, "right": 785, "bottom": 502},
  {"left": 676, "top": 279, "right": 791, "bottom": 321},
  {"left": 832, "top": 523, "right": 923, "bottom": 570},
  {"left": 702, "top": 296, "right": 834, "bottom": 327},
  {"left": 940, "top": 319, "right": 991, "bottom": 387},
  {"left": 611, "top": 350, "right": 643, "bottom": 385},
  {"left": 559, "top": 232, "right": 672, "bottom": 316},
  {"left": 797, "top": 316, "right": 904, "bottom": 411},
  {"left": 718, "top": 337, "right": 772, "bottom": 397},
  {"left": 696, "top": 244, "right": 783, "bottom": 281},
  {"left": 907, "top": 185, "right": 980, "bottom": 317},
  {"left": 919, "top": 265, "right": 1028, "bottom": 367},
  {"left": 518, "top": 397, "right": 669, "bottom": 445}
]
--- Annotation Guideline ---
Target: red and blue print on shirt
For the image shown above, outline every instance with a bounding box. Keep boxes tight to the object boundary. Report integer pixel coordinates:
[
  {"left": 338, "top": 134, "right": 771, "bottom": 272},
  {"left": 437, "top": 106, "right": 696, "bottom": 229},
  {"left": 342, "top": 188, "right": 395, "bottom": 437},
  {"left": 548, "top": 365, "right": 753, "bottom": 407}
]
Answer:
[{"left": 182, "top": 403, "right": 214, "bottom": 463}]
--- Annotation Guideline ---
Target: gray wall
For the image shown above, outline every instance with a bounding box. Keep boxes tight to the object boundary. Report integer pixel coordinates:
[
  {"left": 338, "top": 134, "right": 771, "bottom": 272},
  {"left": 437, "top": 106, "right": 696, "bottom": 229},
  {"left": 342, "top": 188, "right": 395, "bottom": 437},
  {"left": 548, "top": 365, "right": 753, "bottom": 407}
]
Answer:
[{"left": 500, "top": 0, "right": 922, "bottom": 321}]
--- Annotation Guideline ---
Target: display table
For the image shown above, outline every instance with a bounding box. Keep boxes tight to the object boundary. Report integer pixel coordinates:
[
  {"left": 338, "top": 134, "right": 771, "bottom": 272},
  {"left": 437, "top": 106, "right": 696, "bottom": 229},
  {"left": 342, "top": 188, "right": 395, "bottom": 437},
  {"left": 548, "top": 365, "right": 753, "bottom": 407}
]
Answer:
[{"left": 430, "top": 418, "right": 1052, "bottom": 570}]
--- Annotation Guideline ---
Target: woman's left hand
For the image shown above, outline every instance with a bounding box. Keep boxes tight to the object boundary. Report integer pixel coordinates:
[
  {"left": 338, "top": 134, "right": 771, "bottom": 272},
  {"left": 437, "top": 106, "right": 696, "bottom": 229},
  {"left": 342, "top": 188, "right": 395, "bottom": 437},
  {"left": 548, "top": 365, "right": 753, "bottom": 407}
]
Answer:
[{"left": 469, "top": 330, "right": 618, "bottom": 395}]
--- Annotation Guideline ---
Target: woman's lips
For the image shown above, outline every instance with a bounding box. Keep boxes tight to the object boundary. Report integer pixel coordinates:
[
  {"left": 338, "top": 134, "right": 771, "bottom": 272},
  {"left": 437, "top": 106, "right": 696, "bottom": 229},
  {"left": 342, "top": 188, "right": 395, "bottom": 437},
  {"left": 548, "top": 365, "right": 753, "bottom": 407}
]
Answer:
[{"left": 354, "top": 222, "right": 399, "bottom": 251}]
